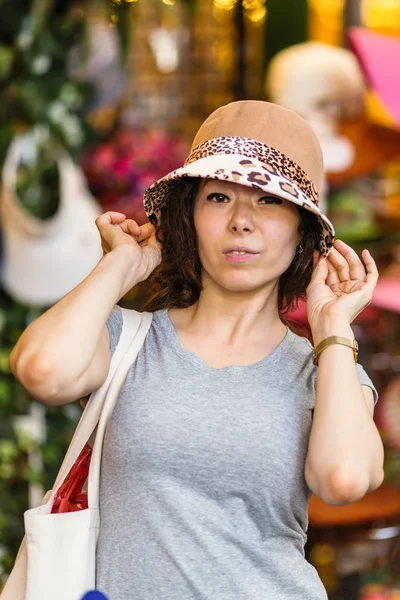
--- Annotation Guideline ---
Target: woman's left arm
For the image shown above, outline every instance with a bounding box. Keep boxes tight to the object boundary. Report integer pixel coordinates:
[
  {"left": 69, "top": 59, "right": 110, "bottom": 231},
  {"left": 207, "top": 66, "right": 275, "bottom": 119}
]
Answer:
[{"left": 305, "top": 240, "right": 385, "bottom": 506}]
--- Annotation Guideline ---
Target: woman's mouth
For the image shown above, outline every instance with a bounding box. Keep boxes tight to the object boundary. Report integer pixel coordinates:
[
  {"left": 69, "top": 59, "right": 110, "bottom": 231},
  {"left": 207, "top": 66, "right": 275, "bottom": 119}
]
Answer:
[{"left": 224, "top": 248, "right": 259, "bottom": 263}]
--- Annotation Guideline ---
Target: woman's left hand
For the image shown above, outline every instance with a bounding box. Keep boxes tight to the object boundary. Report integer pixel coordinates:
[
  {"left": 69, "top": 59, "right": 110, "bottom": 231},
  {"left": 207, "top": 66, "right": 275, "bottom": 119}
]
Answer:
[{"left": 306, "top": 239, "right": 379, "bottom": 331}]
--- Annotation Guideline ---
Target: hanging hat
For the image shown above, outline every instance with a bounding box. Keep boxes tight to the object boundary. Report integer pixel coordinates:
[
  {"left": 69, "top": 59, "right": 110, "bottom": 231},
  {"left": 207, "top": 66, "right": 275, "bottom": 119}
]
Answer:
[
  {"left": 143, "top": 101, "right": 335, "bottom": 256},
  {"left": 0, "top": 136, "right": 103, "bottom": 307}
]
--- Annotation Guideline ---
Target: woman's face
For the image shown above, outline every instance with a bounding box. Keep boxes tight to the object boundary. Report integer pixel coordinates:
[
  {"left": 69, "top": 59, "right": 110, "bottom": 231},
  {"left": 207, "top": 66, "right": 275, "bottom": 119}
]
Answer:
[{"left": 193, "top": 179, "right": 301, "bottom": 293}]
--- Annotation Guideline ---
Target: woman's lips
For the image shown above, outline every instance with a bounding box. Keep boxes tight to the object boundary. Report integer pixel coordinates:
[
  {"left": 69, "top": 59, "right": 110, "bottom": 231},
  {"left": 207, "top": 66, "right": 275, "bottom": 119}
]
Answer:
[{"left": 224, "top": 251, "right": 259, "bottom": 263}]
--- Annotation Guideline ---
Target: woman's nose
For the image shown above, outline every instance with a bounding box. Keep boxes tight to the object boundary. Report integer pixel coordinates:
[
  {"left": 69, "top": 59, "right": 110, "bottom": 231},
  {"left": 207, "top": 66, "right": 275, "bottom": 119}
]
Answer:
[{"left": 228, "top": 203, "right": 255, "bottom": 233}]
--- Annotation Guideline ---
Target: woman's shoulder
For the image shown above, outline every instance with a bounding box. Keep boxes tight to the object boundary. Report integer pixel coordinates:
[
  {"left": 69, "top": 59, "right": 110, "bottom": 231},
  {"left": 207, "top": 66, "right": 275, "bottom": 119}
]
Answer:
[
  {"left": 286, "top": 326, "right": 378, "bottom": 404},
  {"left": 106, "top": 307, "right": 167, "bottom": 357},
  {"left": 285, "top": 326, "right": 315, "bottom": 364},
  {"left": 106, "top": 305, "right": 124, "bottom": 356}
]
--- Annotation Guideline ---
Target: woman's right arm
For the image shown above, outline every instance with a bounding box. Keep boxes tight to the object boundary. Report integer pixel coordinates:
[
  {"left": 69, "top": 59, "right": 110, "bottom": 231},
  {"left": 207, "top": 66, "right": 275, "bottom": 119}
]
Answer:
[{"left": 9, "top": 212, "right": 161, "bottom": 406}]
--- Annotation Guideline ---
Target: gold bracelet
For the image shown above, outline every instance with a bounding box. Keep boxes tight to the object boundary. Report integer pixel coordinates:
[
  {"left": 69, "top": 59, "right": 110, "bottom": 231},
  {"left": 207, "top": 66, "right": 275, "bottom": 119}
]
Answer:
[{"left": 312, "top": 336, "right": 358, "bottom": 366}]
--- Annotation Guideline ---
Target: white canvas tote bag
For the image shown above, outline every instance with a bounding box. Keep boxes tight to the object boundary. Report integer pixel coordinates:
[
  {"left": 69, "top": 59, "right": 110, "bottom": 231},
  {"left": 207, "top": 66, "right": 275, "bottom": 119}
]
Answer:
[{"left": 1, "top": 308, "right": 153, "bottom": 600}]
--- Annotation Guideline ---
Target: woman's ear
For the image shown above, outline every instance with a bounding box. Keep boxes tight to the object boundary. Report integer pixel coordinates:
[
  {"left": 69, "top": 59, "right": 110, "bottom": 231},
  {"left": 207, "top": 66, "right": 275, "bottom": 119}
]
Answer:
[
  {"left": 297, "top": 217, "right": 305, "bottom": 239},
  {"left": 297, "top": 229, "right": 304, "bottom": 247}
]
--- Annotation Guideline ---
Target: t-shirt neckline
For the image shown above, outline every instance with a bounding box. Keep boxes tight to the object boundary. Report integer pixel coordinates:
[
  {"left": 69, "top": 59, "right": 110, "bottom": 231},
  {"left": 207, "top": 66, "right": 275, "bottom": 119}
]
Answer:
[{"left": 154, "top": 308, "right": 295, "bottom": 373}]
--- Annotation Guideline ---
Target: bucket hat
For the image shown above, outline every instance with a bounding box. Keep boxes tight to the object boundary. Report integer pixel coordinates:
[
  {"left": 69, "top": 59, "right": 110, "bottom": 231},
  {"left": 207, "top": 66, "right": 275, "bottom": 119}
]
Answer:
[{"left": 143, "top": 100, "right": 335, "bottom": 256}]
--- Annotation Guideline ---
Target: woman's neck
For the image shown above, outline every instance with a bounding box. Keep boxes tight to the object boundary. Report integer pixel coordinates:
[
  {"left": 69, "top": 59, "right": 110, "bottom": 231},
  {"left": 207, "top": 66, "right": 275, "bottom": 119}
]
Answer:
[{"left": 170, "top": 284, "right": 286, "bottom": 349}]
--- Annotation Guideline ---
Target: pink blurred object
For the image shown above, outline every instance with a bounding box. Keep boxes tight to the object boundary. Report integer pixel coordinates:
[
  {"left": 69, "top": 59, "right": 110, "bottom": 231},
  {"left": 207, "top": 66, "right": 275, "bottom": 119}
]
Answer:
[
  {"left": 82, "top": 129, "right": 189, "bottom": 224},
  {"left": 371, "top": 277, "right": 400, "bottom": 313},
  {"left": 286, "top": 298, "right": 380, "bottom": 330},
  {"left": 374, "top": 376, "right": 400, "bottom": 451},
  {"left": 349, "top": 27, "right": 400, "bottom": 128}
]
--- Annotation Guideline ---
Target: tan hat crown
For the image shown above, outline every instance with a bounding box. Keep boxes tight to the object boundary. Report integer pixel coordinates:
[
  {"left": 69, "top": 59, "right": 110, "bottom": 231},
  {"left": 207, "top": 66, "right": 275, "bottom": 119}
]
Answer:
[
  {"left": 190, "top": 100, "right": 324, "bottom": 195},
  {"left": 143, "top": 99, "right": 335, "bottom": 257}
]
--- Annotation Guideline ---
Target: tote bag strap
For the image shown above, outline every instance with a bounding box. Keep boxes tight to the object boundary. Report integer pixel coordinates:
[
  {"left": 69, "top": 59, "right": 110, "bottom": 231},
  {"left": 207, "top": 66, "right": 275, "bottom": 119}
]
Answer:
[
  {"left": 87, "top": 310, "right": 153, "bottom": 508},
  {"left": 53, "top": 309, "right": 152, "bottom": 493}
]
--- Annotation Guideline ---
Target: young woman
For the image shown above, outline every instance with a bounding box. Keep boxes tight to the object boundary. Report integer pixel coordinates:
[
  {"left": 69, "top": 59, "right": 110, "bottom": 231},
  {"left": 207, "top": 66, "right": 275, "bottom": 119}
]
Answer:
[{"left": 10, "top": 101, "right": 384, "bottom": 600}]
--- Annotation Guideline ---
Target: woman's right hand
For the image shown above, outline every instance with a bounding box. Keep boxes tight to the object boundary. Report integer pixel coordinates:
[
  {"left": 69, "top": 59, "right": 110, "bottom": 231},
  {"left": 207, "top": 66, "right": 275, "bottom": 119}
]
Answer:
[{"left": 95, "top": 211, "right": 162, "bottom": 287}]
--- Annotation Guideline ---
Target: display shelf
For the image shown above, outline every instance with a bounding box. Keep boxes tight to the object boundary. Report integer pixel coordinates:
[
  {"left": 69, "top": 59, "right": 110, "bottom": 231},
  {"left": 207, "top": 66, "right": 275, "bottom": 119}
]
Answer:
[
  {"left": 309, "top": 483, "right": 400, "bottom": 527},
  {"left": 326, "top": 121, "right": 400, "bottom": 187}
]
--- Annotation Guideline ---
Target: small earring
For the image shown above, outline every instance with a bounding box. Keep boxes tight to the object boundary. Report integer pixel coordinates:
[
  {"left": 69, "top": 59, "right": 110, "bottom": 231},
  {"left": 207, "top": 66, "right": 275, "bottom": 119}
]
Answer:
[{"left": 295, "top": 244, "right": 304, "bottom": 256}]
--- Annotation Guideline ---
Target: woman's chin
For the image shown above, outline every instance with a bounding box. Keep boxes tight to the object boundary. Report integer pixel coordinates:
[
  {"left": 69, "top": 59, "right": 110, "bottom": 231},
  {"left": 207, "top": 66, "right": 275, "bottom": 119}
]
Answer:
[
  {"left": 215, "top": 274, "right": 269, "bottom": 293},
  {"left": 202, "top": 264, "right": 282, "bottom": 294}
]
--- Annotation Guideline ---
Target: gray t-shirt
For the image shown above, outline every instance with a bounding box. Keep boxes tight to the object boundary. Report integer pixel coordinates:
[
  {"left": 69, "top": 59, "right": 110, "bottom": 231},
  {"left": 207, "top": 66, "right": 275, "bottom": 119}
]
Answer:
[{"left": 96, "top": 307, "right": 377, "bottom": 599}]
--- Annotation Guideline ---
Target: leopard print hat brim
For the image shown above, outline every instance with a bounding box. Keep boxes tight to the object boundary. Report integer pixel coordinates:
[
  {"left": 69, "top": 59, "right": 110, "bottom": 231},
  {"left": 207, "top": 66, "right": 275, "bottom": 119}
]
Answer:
[{"left": 143, "top": 138, "right": 335, "bottom": 257}]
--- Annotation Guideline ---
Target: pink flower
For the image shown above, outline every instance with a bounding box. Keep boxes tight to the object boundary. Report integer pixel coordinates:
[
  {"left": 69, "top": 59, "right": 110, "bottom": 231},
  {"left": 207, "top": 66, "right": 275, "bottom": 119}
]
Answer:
[{"left": 82, "top": 127, "right": 189, "bottom": 224}]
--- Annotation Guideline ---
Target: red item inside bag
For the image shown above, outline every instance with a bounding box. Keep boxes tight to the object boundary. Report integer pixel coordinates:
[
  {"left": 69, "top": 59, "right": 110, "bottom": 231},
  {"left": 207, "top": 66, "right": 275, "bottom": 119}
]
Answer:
[{"left": 51, "top": 443, "right": 92, "bottom": 513}]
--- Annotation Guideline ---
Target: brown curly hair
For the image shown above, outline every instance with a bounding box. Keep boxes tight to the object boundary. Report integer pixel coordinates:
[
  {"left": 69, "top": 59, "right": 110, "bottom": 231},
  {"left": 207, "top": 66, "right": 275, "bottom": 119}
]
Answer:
[{"left": 143, "top": 178, "right": 320, "bottom": 315}]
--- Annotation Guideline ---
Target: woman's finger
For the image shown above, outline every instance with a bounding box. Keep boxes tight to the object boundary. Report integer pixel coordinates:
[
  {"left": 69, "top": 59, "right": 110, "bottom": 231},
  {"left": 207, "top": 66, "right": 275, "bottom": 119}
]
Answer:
[
  {"left": 326, "top": 258, "right": 341, "bottom": 287},
  {"left": 327, "top": 244, "right": 351, "bottom": 282},
  {"left": 96, "top": 213, "right": 131, "bottom": 249},
  {"left": 95, "top": 212, "right": 126, "bottom": 229},
  {"left": 308, "top": 255, "right": 329, "bottom": 288},
  {"left": 362, "top": 249, "right": 379, "bottom": 294},
  {"left": 136, "top": 222, "right": 156, "bottom": 243},
  {"left": 119, "top": 219, "right": 141, "bottom": 237},
  {"left": 118, "top": 220, "right": 155, "bottom": 243},
  {"left": 334, "top": 239, "right": 366, "bottom": 281}
]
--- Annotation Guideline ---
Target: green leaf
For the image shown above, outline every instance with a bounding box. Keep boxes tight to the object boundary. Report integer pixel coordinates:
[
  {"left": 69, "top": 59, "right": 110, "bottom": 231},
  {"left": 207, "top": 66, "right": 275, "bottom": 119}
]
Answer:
[
  {"left": 0, "top": 378, "right": 13, "bottom": 408},
  {"left": 0, "top": 350, "right": 12, "bottom": 375},
  {"left": 0, "top": 45, "right": 14, "bottom": 79}
]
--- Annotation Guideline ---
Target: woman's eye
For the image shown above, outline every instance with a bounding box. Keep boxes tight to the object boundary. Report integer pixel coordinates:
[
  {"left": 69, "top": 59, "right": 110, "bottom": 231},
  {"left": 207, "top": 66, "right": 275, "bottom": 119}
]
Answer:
[
  {"left": 206, "top": 193, "right": 229, "bottom": 203},
  {"left": 259, "top": 196, "right": 283, "bottom": 205}
]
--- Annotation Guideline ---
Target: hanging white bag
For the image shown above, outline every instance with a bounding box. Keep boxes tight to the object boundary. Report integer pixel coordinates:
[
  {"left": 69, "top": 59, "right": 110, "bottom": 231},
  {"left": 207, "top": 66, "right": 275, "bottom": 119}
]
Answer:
[
  {"left": 0, "top": 133, "right": 103, "bottom": 307},
  {"left": 1, "top": 309, "right": 153, "bottom": 600}
]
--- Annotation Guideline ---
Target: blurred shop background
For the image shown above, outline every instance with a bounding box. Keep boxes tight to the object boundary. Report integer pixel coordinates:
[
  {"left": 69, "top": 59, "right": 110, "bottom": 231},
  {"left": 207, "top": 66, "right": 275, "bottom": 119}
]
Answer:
[{"left": 1, "top": 0, "right": 400, "bottom": 597}]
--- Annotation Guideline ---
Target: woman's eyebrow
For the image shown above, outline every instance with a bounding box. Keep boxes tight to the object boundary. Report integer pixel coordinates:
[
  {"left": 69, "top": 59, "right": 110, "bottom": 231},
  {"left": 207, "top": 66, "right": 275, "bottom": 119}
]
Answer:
[
  {"left": 203, "top": 185, "right": 226, "bottom": 194},
  {"left": 204, "top": 182, "right": 231, "bottom": 191}
]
